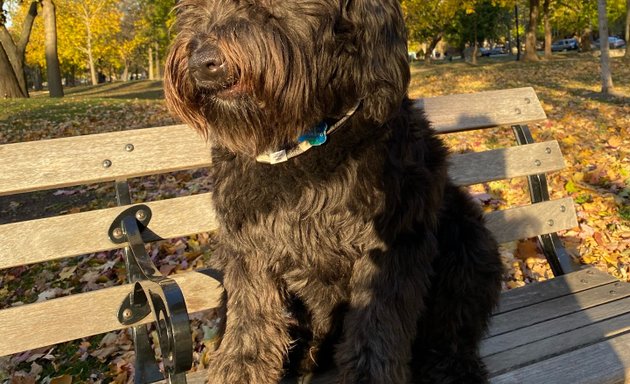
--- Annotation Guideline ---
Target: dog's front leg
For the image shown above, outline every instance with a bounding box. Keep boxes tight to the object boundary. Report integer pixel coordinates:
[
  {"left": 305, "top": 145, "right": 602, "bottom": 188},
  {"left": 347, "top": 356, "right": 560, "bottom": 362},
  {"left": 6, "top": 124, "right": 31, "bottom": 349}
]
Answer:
[
  {"left": 335, "top": 244, "right": 431, "bottom": 384},
  {"left": 207, "top": 255, "right": 291, "bottom": 384}
]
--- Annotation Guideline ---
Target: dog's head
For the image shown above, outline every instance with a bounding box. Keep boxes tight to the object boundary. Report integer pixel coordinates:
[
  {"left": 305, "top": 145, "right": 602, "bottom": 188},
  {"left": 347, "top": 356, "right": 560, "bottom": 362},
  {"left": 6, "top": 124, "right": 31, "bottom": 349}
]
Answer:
[{"left": 165, "top": 0, "right": 410, "bottom": 157}]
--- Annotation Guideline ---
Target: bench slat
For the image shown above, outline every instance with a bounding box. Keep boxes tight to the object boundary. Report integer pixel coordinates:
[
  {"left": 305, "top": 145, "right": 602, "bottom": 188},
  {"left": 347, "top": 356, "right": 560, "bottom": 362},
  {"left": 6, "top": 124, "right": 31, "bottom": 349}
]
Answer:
[
  {"left": 0, "top": 193, "right": 217, "bottom": 270},
  {"left": 0, "top": 270, "right": 222, "bottom": 357},
  {"left": 0, "top": 88, "right": 545, "bottom": 196},
  {"left": 277, "top": 328, "right": 630, "bottom": 384},
  {"left": 495, "top": 267, "right": 618, "bottom": 314},
  {"left": 484, "top": 197, "right": 577, "bottom": 244},
  {"left": 449, "top": 141, "right": 565, "bottom": 186},
  {"left": 481, "top": 295, "right": 630, "bottom": 357},
  {"left": 418, "top": 87, "right": 547, "bottom": 133},
  {"left": 487, "top": 280, "right": 630, "bottom": 337},
  {"left": 0, "top": 196, "right": 575, "bottom": 269},
  {"left": 489, "top": 331, "right": 630, "bottom": 384},
  {"left": 0, "top": 125, "right": 212, "bottom": 197},
  {"left": 484, "top": 311, "right": 630, "bottom": 375}
]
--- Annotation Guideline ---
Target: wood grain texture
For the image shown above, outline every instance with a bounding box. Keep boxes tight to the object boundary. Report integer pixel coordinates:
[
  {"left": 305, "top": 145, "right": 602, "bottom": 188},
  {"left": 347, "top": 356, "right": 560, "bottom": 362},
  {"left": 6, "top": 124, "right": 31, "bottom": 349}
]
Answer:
[
  {"left": 143, "top": 332, "right": 630, "bottom": 384},
  {"left": 481, "top": 296, "right": 630, "bottom": 356},
  {"left": 0, "top": 193, "right": 216, "bottom": 269},
  {"left": 0, "top": 195, "right": 575, "bottom": 268},
  {"left": 417, "top": 87, "right": 547, "bottom": 133},
  {"left": 449, "top": 141, "right": 565, "bottom": 186},
  {"left": 495, "top": 267, "right": 618, "bottom": 314},
  {"left": 484, "top": 197, "right": 577, "bottom": 244},
  {"left": 488, "top": 280, "right": 630, "bottom": 337},
  {"left": 0, "top": 88, "right": 545, "bottom": 196},
  {"left": 182, "top": 332, "right": 630, "bottom": 384},
  {"left": 484, "top": 311, "right": 630, "bottom": 375},
  {"left": 0, "top": 269, "right": 222, "bottom": 357},
  {"left": 489, "top": 331, "right": 630, "bottom": 384},
  {"left": 0, "top": 125, "right": 212, "bottom": 196}
]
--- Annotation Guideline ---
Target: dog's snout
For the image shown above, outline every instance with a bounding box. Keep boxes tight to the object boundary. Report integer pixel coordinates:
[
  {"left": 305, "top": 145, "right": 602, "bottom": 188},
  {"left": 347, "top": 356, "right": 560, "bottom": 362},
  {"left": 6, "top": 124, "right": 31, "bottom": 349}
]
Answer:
[{"left": 188, "top": 43, "right": 227, "bottom": 85}]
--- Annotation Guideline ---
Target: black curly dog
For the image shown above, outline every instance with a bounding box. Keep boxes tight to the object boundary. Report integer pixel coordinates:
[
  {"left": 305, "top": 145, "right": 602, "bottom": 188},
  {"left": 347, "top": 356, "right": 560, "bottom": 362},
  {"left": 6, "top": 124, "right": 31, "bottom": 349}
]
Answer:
[{"left": 165, "top": 0, "right": 503, "bottom": 383}]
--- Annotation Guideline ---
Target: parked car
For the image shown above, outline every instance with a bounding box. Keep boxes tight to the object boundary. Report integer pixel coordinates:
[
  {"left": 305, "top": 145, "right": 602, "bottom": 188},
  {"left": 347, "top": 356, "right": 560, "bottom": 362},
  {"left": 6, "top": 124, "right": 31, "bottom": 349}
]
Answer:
[
  {"left": 480, "top": 46, "right": 506, "bottom": 57},
  {"left": 551, "top": 38, "right": 579, "bottom": 52},
  {"left": 595, "top": 36, "right": 627, "bottom": 49},
  {"left": 609, "top": 37, "right": 627, "bottom": 48}
]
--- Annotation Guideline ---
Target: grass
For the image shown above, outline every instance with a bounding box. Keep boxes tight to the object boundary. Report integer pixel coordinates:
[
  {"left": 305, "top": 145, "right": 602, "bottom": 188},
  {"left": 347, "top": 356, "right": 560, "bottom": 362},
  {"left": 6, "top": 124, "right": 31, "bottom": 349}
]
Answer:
[
  {"left": 0, "top": 81, "right": 176, "bottom": 144},
  {"left": 1, "top": 81, "right": 164, "bottom": 119}
]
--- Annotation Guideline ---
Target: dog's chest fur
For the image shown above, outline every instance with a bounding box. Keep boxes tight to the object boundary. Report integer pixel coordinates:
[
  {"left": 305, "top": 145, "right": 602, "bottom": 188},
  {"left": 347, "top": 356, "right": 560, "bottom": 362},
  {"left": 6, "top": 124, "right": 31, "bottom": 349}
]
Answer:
[
  {"left": 207, "top": 108, "right": 450, "bottom": 295},
  {"left": 209, "top": 131, "right": 387, "bottom": 288}
]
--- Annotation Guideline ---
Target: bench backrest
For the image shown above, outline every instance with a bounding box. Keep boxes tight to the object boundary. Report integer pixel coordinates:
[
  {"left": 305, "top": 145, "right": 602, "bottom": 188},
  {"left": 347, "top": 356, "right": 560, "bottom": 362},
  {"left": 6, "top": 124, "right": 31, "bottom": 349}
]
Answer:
[{"left": 0, "top": 87, "right": 578, "bottom": 359}]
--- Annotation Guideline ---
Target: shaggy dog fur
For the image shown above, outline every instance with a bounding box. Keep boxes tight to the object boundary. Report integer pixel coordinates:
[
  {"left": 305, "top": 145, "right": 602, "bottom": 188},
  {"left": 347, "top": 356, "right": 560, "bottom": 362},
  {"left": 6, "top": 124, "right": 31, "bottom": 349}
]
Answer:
[{"left": 164, "top": 1, "right": 504, "bottom": 383}]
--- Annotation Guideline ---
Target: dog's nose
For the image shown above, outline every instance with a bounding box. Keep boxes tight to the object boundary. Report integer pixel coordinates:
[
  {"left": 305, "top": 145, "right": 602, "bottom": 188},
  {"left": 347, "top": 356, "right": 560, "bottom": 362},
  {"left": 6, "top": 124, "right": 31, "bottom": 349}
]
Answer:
[{"left": 188, "top": 44, "right": 227, "bottom": 85}]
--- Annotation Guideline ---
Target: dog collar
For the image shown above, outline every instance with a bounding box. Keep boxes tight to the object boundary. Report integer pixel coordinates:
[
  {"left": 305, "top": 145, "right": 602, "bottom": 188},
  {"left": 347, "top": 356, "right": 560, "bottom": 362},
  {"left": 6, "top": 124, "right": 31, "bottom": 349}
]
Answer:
[{"left": 256, "top": 101, "right": 361, "bottom": 164}]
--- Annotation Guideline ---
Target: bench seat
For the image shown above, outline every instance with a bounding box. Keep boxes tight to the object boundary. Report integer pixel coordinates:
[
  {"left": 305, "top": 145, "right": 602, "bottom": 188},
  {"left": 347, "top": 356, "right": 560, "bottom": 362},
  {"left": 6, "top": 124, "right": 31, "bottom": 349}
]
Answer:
[{"left": 165, "top": 267, "right": 630, "bottom": 384}]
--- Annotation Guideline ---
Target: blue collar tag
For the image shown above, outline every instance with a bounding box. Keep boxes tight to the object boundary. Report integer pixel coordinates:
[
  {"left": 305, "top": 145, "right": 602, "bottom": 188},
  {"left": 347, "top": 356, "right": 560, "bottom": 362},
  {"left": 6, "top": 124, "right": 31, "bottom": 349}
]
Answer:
[{"left": 297, "top": 121, "right": 328, "bottom": 146}]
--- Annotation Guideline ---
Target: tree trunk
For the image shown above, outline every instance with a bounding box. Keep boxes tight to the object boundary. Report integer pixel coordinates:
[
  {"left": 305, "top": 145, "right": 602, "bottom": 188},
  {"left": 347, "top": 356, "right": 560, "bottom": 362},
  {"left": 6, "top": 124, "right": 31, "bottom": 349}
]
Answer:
[
  {"left": 154, "top": 41, "right": 160, "bottom": 79},
  {"left": 0, "top": 0, "right": 38, "bottom": 97},
  {"left": 598, "top": 0, "right": 614, "bottom": 94},
  {"left": 424, "top": 33, "right": 443, "bottom": 63},
  {"left": 471, "top": 14, "right": 478, "bottom": 65},
  {"left": 33, "top": 65, "right": 43, "bottom": 91},
  {"left": 515, "top": 4, "right": 521, "bottom": 60},
  {"left": 524, "top": 0, "right": 540, "bottom": 61},
  {"left": 148, "top": 46, "right": 154, "bottom": 80},
  {"left": 471, "top": 44, "right": 479, "bottom": 65},
  {"left": 543, "top": 0, "right": 552, "bottom": 59},
  {"left": 580, "top": 26, "right": 593, "bottom": 53},
  {"left": 86, "top": 24, "right": 97, "bottom": 85},
  {"left": 123, "top": 59, "right": 130, "bottom": 81},
  {"left": 64, "top": 64, "right": 75, "bottom": 87},
  {"left": 42, "top": 0, "right": 64, "bottom": 97},
  {"left": 87, "top": 49, "right": 96, "bottom": 85},
  {"left": 0, "top": 42, "right": 25, "bottom": 98},
  {"left": 625, "top": 0, "right": 630, "bottom": 59}
]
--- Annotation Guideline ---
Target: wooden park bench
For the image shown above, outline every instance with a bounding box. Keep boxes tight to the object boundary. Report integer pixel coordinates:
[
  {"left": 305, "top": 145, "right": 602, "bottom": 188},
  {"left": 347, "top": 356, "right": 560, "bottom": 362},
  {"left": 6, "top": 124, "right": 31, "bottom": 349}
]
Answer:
[{"left": 1, "top": 87, "right": 628, "bottom": 384}]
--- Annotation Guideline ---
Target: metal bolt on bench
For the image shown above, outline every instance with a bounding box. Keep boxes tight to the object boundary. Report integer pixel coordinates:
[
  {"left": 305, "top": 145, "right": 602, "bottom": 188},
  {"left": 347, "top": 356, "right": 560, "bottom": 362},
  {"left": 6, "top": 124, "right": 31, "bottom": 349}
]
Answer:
[{"left": 108, "top": 180, "right": 193, "bottom": 384}]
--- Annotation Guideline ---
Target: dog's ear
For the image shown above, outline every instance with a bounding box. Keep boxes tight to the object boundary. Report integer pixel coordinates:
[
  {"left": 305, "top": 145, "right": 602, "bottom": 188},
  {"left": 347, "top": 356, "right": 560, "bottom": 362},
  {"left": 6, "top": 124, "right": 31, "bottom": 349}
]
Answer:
[{"left": 338, "top": 0, "right": 410, "bottom": 124}]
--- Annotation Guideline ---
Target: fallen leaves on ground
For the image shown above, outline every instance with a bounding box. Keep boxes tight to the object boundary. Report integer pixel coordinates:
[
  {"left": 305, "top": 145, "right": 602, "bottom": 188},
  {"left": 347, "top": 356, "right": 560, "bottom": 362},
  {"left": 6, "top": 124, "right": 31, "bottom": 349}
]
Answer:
[{"left": 410, "top": 55, "right": 630, "bottom": 285}]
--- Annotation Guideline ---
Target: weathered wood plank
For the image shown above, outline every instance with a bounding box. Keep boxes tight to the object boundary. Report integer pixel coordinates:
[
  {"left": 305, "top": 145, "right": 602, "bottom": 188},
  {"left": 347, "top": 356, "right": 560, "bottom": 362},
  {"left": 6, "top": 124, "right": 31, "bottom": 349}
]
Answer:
[
  {"left": 183, "top": 329, "right": 630, "bottom": 384},
  {"left": 0, "top": 125, "right": 212, "bottom": 197},
  {"left": 418, "top": 87, "right": 547, "bottom": 133},
  {"left": 449, "top": 141, "right": 565, "bottom": 186},
  {"left": 488, "top": 280, "right": 630, "bottom": 337},
  {"left": 489, "top": 331, "right": 630, "bottom": 384},
  {"left": 0, "top": 88, "right": 545, "bottom": 196},
  {"left": 482, "top": 296, "right": 630, "bottom": 357},
  {"left": 484, "top": 197, "right": 577, "bottom": 244},
  {"left": 0, "top": 269, "right": 222, "bottom": 357},
  {"left": 0, "top": 193, "right": 217, "bottom": 269},
  {"left": 0, "top": 194, "right": 574, "bottom": 268},
  {"left": 495, "top": 267, "right": 618, "bottom": 314},
  {"left": 164, "top": 275, "right": 630, "bottom": 384},
  {"left": 484, "top": 311, "right": 630, "bottom": 375}
]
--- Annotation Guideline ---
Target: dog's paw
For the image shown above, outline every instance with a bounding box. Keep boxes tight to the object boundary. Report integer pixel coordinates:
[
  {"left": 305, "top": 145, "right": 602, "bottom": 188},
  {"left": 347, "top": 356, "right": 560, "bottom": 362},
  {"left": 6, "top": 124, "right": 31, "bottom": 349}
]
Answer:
[{"left": 204, "top": 350, "right": 284, "bottom": 384}]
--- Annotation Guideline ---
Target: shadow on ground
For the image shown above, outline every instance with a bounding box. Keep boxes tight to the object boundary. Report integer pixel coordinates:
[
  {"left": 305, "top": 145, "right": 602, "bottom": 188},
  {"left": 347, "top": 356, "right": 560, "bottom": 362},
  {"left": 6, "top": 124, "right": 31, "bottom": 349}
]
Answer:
[{"left": 60, "top": 80, "right": 165, "bottom": 100}]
